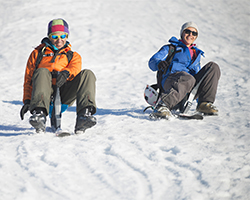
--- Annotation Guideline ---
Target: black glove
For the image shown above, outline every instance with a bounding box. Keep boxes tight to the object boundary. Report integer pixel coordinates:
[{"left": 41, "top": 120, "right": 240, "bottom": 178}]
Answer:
[
  {"left": 20, "top": 100, "right": 30, "bottom": 120},
  {"left": 158, "top": 60, "right": 172, "bottom": 74},
  {"left": 56, "top": 70, "right": 70, "bottom": 88},
  {"left": 158, "top": 61, "right": 169, "bottom": 71}
]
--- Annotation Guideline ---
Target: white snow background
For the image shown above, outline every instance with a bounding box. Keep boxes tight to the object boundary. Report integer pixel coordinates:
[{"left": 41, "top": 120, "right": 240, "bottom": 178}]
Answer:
[{"left": 0, "top": 0, "right": 250, "bottom": 199}]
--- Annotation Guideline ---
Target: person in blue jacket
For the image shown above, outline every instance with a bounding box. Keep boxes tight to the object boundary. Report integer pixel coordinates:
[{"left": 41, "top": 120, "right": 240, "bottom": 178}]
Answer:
[{"left": 148, "top": 21, "right": 221, "bottom": 119}]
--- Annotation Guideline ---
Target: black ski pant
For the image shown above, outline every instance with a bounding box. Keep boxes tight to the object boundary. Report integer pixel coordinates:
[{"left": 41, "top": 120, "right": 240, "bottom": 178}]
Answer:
[
  {"left": 30, "top": 68, "right": 97, "bottom": 116},
  {"left": 161, "top": 62, "right": 221, "bottom": 110}
]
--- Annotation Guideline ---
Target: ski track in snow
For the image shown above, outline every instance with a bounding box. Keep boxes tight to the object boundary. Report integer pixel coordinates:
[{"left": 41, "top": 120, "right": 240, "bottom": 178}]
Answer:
[{"left": 0, "top": 0, "right": 250, "bottom": 199}]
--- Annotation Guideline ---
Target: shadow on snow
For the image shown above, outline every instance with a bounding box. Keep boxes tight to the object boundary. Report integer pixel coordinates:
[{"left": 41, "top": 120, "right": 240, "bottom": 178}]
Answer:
[
  {"left": 4, "top": 100, "right": 148, "bottom": 119},
  {"left": 0, "top": 125, "right": 32, "bottom": 137},
  {"left": 1, "top": 100, "right": 150, "bottom": 136},
  {"left": 67, "top": 106, "right": 149, "bottom": 120}
]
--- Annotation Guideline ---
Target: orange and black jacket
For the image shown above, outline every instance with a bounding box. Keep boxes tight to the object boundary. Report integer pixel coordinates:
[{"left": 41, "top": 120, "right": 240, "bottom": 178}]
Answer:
[{"left": 23, "top": 38, "right": 82, "bottom": 103}]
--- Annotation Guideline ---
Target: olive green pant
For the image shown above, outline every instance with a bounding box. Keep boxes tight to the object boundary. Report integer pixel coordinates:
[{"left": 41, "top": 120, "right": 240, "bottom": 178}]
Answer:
[{"left": 30, "top": 68, "right": 96, "bottom": 115}]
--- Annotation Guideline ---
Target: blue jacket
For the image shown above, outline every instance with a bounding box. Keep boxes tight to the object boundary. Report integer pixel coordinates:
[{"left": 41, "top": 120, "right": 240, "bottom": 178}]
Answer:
[{"left": 148, "top": 36, "right": 204, "bottom": 88}]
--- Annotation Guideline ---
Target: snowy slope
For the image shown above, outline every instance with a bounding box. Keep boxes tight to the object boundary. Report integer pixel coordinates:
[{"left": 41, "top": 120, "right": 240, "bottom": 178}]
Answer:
[{"left": 0, "top": 0, "right": 250, "bottom": 199}]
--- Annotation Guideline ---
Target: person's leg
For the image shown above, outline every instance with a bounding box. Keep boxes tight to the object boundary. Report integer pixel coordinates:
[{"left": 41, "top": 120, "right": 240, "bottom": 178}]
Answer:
[
  {"left": 29, "top": 68, "right": 52, "bottom": 132},
  {"left": 162, "top": 71, "right": 196, "bottom": 110},
  {"left": 30, "top": 68, "right": 53, "bottom": 115},
  {"left": 60, "top": 69, "right": 97, "bottom": 133},
  {"left": 194, "top": 61, "right": 221, "bottom": 103},
  {"left": 194, "top": 62, "right": 221, "bottom": 114},
  {"left": 150, "top": 72, "right": 195, "bottom": 119},
  {"left": 60, "top": 69, "right": 97, "bottom": 114}
]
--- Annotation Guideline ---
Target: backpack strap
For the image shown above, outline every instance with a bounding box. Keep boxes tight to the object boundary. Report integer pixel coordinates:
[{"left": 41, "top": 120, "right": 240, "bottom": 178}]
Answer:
[
  {"left": 65, "top": 50, "right": 73, "bottom": 63},
  {"left": 35, "top": 47, "right": 74, "bottom": 69},
  {"left": 50, "top": 50, "right": 74, "bottom": 64},
  {"left": 29, "top": 45, "right": 48, "bottom": 86},
  {"left": 164, "top": 44, "right": 177, "bottom": 73},
  {"left": 35, "top": 45, "right": 47, "bottom": 70}
]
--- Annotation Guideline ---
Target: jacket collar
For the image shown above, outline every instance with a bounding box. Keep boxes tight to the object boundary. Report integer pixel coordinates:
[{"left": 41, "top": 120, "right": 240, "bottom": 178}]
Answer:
[
  {"left": 41, "top": 37, "right": 70, "bottom": 52},
  {"left": 169, "top": 36, "right": 197, "bottom": 47},
  {"left": 168, "top": 36, "right": 204, "bottom": 56}
]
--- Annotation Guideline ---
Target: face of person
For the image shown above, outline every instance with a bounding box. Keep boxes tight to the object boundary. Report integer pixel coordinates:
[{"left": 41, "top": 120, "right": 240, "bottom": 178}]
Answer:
[
  {"left": 181, "top": 27, "right": 198, "bottom": 47},
  {"left": 49, "top": 32, "right": 68, "bottom": 49}
]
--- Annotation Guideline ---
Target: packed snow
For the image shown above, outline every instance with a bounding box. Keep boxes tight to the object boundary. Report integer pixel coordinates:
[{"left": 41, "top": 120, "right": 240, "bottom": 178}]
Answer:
[{"left": 0, "top": 0, "right": 250, "bottom": 199}]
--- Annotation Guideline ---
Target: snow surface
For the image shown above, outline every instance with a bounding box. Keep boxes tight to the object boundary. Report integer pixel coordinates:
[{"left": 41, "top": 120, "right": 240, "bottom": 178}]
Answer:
[{"left": 0, "top": 0, "right": 250, "bottom": 199}]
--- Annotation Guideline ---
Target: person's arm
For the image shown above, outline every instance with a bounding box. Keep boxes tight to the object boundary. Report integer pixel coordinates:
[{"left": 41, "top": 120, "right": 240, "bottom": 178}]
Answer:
[
  {"left": 63, "top": 52, "right": 82, "bottom": 81},
  {"left": 23, "top": 50, "right": 38, "bottom": 103},
  {"left": 148, "top": 45, "right": 170, "bottom": 71}
]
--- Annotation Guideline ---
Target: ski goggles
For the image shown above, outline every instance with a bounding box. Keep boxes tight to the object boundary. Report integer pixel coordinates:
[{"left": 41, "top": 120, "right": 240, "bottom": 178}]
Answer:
[
  {"left": 184, "top": 29, "right": 198, "bottom": 36},
  {"left": 50, "top": 34, "right": 68, "bottom": 40}
]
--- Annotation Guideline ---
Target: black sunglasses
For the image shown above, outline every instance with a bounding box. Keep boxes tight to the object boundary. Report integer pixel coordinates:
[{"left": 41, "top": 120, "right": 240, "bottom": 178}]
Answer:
[{"left": 184, "top": 29, "right": 198, "bottom": 36}]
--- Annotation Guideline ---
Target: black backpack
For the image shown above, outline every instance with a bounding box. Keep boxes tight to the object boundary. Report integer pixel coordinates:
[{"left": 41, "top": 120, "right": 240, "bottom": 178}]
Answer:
[
  {"left": 150, "top": 44, "right": 178, "bottom": 98},
  {"left": 144, "top": 44, "right": 177, "bottom": 112}
]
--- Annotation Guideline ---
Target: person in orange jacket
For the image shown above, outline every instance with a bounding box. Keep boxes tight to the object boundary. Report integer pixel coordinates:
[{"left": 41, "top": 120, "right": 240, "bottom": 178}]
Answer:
[{"left": 20, "top": 18, "right": 97, "bottom": 134}]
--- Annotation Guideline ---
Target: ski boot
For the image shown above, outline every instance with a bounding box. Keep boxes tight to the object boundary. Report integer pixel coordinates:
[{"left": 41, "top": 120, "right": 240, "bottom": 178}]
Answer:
[
  {"left": 75, "top": 107, "right": 96, "bottom": 134},
  {"left": 196, "top": 102, "right": 218, "bottom": 115},
  {"left": 29, "top": 110, "right": 46, "bottom": 133},
  {"left": 149, "top": 99, "right": 173, "bottom": 120}
]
